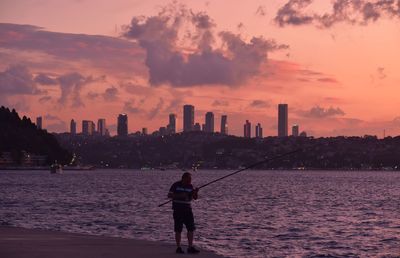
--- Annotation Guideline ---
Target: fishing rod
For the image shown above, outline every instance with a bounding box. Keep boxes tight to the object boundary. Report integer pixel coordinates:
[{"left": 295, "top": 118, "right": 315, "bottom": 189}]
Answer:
[{"left": 158, "top": 147, "right": 303, "bottom": 207}]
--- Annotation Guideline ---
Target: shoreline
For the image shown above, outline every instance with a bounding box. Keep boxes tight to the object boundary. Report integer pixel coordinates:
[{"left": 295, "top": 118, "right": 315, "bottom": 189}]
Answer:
[
  {"left": 1, "top": 167, "right": 400, "bottom": 171},
  {"left": 0, "top": 226, "right": 225, "bottom": 258},
  {"left": 0, "top": 166, "right": 94, "bottom": 171}
]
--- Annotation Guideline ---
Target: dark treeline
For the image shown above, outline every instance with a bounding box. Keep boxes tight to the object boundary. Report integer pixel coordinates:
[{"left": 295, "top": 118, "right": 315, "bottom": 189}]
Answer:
[
  {"left": 0, "top": 106, "right": 71, "bottom": 165},
  {"left": 56, "top": 131, "right": 400, "bottom": 170}
]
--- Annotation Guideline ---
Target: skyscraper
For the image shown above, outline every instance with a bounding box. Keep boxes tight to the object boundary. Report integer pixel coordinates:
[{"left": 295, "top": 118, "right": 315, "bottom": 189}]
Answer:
[
  {"left": 255, "top": 123, "right": 263, "bottom": 138},
  {"left": 36, "top": 116, "right": 42, "bottom": 129},
  {"left": 205, "top": 112, "right": 214, "bottom": 133},
  {"left": 183, "top": 105, "right": 194, "bottom": 132},
  {"left": 278, "top": 104, "right": 288, "bottom": 137},
  {"left": 70, "top": 119, "right": 76, "bottom": 135},
  {"left": 221, "top": 115, "right": 228, "bottom": 135},
  {"left": 82, "top": 120, "right": 95, "bottom": 135},
  {"left": 97, "top": 119, "right": 106, "bottom": 136},
  {"left": 292, "top": 124, "right": 299, "bottom": 137},
  {"left": 117, "top": 114, "right": 128, "bottom": 137},
  {"left": 168, "top": 113, "right": 176, "bottom": 134},
  {"left": 244, "top": 120, "right": 251, "bottom": 138}
]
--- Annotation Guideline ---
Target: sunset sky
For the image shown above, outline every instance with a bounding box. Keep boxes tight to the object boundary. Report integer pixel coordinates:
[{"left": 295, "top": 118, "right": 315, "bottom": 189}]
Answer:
[{"left": 1, "top": 0, "right": 399, "bottom": 137}]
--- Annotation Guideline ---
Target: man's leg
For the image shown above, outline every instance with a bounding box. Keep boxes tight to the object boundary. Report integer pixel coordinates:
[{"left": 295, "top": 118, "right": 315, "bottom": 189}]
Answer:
[
  {"left": 187, "top": 231, "right": 193, "bottom": 247},
  {"left": 175, "top": 232, "right": 184, "bottom": 254},
  {"left": 186, "top": 230, "right": 199, "bottom": 253},
  {"left": 175, "top": 232, "right": 182, "bottom": 247},
  {"left": 185, "top": 210, "right": 199, "bottom": 253},
  {"left": 174, "top": 210, "right": 184, "bottom": 253}
]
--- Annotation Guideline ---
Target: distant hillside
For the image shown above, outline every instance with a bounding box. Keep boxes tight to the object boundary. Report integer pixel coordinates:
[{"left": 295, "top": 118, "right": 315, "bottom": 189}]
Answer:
[
  {"left": 56, "top": 131, "right": 400, "bottom": 170},
  {"left": 0, "top": 106, "right": 71, "bottom": 165}
]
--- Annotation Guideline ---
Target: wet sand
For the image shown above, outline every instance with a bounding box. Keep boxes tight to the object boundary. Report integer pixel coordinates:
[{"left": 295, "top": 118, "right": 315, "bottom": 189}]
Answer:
[{"left": 0, "top": 226, "right": 225, "bottom": 258}]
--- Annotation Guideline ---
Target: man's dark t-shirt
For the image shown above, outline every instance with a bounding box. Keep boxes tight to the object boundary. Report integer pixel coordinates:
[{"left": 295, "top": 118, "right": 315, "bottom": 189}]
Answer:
[{"left": 169, "top": 181, "right": 194, "bottom": 210}]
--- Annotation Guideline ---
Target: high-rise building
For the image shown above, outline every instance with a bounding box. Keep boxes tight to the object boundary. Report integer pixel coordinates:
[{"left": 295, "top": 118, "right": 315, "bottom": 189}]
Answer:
[
  {"left": 244, "top": 120, "right": 251, "bottom": 138},
  {"left": 221, "top": 115, "right": 228, "bottom": 135},
  {"left": 255, "top": 123, "right": 263, "bottom": 138},
  {"left": 205, "top": 112, "right": 214, "bottom": 133},
  {"left": 142, "top": 128, "right": 148, "bottom": 135},
  {"left": 278, "top": 104, "right": 288, "bottom": 137},
  {"left": 82, "top": 120, "right": 95, "bottom": 135},
  {"left": 97, "top": 119, "right": 106, "bottom": 136},
  {"left": 168, "top": 113, "right": 176, "bottom": 134},
  {"left": 292, "top": 124, "right": 299, "bottom": 137},
  {"left": 159, "top": 127, "right": 167, "bottom": 136},
  {"left": 183, "top": 105, "right": 194, "bottom": 132},
  {"left": 194, "top": 123, "right": 201, "bottom": 131},
  {"left": 70, "top": 119, "right": 77, "bottom": 135},
  {"left": 36, "top": 116, "right": 42, "bottom": 129},
  {"left": 117, "top": 114, "right": 128, "bottom": 137}
]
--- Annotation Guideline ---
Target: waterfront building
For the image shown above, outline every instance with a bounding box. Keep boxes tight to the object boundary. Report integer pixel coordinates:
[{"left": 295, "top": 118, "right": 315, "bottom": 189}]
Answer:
[
  {"left": 97, "top": 119, "right": 106, "bottom": 136},
  {"left": 82, "top": 120, "right": 95, "bottom": 135},
  {"left": 221, "top": 115, "right": 228, "bottom": 135},
  {"left": 70, "top": 119, "right": 76, "bottom": 135},
  {"left": 117, "top": 114, "right": 128, "bottom": 137},
  {"left": 292, "top": 124, "right": 299, "bottom": 137},
  {"left": 168, "top": 113, "right": 176, "bottom": 134},
  {"left": 205, "top": 112, "right": 214, "bottom": 133},
  {"left": 255, "top": 123, "right": 263, "bottom": 138},
  {"left": 194, "top": 123, "right": 201, "bottom": 131},
  {"left": 244, "top": 120, "right": 251, "bottom": 138},
  {"left": 278, "top": 104, "right": 288, "bottom": 137},
  {"left": 183, "top": 105, "right": 194, "bottom": 132},
  {"left": 159, "top": 127, "right": 167, "bottom": 136}
]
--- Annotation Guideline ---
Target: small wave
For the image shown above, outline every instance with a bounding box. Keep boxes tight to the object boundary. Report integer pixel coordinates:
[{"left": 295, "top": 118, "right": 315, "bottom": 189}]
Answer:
[{"left": 380, "top": 237, "right": 398, "bottom": 243}]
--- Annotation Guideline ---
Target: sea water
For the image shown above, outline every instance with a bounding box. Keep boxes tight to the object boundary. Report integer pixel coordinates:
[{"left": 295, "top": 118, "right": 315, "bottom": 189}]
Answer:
[{"left": 1, "top": 169, "right": 399, "bottom": 257}]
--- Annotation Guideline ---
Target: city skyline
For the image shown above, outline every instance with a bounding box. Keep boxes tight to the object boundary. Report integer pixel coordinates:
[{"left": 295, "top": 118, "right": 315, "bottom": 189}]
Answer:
[
  {"left": 33, "top": 103, "right": 298, "bottom": 137},
  {"left": 1, "top": 1, "right": 400, "bottom": 137}
]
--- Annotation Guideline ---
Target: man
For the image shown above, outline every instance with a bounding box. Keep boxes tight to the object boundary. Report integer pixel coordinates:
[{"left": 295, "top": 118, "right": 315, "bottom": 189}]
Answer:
[{"left": 168, "top": 172, "right": 200, "bottom": 254}]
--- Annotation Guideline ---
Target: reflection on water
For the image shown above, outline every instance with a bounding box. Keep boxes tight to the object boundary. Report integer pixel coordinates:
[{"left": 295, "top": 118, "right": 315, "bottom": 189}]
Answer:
[{"left": 1, "top": 170, "right": 400, "bottom": 257}]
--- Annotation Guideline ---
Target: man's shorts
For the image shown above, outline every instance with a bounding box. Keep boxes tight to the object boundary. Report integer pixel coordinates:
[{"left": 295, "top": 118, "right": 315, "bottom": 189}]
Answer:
[{"left": 173, "top": 209, "right": 195, "bottom": 232}]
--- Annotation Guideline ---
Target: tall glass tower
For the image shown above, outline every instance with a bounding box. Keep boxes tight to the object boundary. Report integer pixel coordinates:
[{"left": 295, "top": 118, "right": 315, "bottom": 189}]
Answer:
[
  {"left": 117, "top": 114, "right": 128, "bottom": 137},
  {"left": 278, "top": 104, "right": 288, "bottom": 137},
  {"left": 183, "top": 105, "right": 194, "bottom": 132}
]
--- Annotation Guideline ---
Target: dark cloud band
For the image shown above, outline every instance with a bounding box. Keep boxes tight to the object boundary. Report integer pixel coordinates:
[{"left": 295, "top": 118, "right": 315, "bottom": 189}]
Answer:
[{"left": 275, "top": 0, "right": 400, "bottom": 28}]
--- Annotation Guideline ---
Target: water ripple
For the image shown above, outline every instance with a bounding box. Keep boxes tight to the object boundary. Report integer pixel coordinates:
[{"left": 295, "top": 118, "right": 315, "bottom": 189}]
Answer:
[{"left": 1, "top": 170, "right": 400, "bottom": 257}]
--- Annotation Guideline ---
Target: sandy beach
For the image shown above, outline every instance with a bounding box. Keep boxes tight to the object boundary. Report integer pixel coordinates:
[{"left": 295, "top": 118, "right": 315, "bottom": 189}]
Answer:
[{"left": 0, "top": 226, "right": 225, "bottom": 258}]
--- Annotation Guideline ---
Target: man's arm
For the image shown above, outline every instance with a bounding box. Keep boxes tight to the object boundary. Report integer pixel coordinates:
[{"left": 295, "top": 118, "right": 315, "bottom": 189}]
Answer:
[
  {"left": 167, "top": 191, "right": 174, "bottom": 199},
  {"left": 192, "top": 188, "right": 199, "bottom": 200},
  {"left": 168, "top": 183, "right": 179, "bottom": 199}
]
